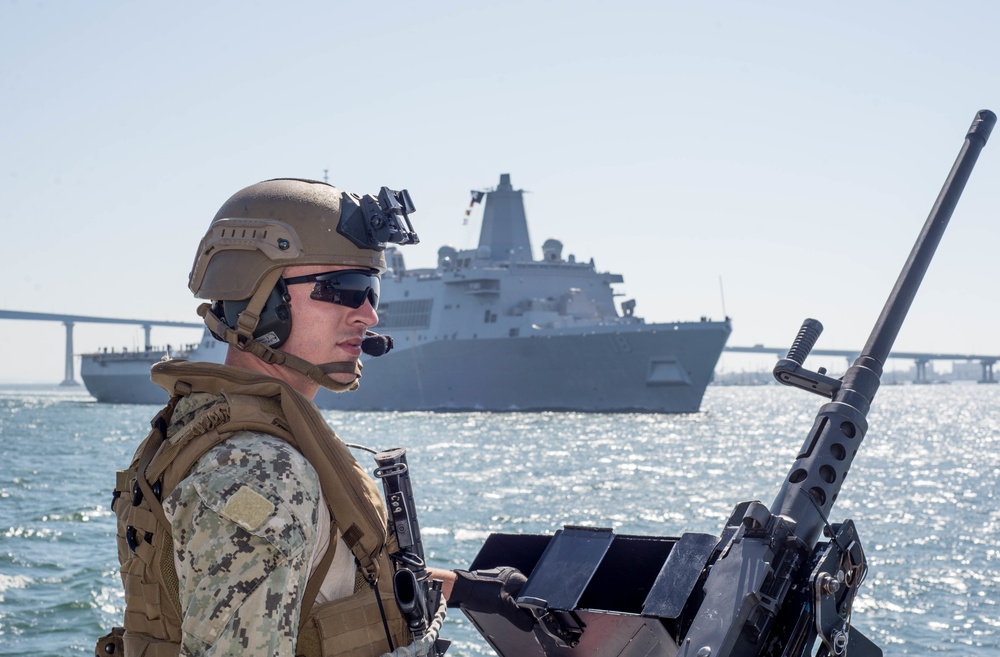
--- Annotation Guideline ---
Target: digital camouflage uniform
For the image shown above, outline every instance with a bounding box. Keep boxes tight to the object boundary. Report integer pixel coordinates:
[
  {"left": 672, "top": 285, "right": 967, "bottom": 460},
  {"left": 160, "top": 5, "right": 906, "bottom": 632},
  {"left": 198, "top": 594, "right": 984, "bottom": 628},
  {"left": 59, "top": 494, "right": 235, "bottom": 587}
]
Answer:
[{"left": 163, "top": 391, "right": 324, "bottom": 655}]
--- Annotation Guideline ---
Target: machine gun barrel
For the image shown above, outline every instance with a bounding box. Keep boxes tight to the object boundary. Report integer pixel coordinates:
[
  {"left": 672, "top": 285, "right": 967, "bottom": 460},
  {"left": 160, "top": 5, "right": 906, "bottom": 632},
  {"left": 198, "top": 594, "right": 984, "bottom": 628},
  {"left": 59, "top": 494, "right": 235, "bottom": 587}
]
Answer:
[
  {"left": 770, "top": 109, "right": 995, "bottom": 548},
  {"left": 863, "top": 111, "right": 995, "bottom": 366}
]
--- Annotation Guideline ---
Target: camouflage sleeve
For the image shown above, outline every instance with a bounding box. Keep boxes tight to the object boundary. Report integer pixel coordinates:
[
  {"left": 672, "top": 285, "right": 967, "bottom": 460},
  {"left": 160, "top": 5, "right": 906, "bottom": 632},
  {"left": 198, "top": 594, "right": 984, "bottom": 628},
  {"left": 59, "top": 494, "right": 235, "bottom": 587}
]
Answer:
[{"left": 162, "top": 432, "right": 321, "bottom": 657}]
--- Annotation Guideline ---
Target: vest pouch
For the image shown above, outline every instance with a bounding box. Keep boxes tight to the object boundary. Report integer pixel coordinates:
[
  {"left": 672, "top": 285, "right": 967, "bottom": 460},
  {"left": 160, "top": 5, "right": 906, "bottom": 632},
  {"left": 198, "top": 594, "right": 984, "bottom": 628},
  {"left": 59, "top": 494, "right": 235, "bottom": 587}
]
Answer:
[
  {"left": 299, "top": 587, "right": 411, "bottom": 657},
  {"left": 118, "top": 522, "right": 182, "bottom": 650},
  {"left": 113, "top": 440, "right": 183, "bottom": 653},
  {"left": 122, "top": 630, "right": 181, "bottom": 657}
]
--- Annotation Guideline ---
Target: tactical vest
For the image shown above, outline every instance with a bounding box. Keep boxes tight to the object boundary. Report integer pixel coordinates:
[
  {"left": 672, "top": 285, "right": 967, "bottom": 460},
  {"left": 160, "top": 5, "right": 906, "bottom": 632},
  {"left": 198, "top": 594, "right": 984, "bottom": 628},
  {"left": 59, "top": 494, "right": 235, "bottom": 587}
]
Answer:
[{"left": 102, "top": 360, "right": 412, "bottom": 657}]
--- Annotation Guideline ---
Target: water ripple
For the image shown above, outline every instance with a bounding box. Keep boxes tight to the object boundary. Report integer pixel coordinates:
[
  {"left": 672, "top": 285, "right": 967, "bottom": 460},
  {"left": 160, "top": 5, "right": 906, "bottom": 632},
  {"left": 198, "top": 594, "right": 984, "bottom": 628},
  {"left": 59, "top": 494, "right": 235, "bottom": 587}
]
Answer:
[{"left": 1, "top": 384, "right": 998, "bottom": 654}]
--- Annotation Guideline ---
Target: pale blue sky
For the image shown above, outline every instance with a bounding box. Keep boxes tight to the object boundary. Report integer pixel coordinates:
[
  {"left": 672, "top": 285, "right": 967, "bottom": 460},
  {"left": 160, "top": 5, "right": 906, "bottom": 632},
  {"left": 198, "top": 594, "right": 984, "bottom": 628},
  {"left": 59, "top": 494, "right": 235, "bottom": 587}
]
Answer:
[{"left": 2, "top": 1, "right": 998, "bottom": 383}]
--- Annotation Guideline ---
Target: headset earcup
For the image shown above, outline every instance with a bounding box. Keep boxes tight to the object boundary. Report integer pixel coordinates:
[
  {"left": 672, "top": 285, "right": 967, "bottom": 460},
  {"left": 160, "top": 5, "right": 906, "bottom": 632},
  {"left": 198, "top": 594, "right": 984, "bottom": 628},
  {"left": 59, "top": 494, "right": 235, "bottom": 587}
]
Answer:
[{"left": 219, "top": 279, "right": 292, "bottom": 348}]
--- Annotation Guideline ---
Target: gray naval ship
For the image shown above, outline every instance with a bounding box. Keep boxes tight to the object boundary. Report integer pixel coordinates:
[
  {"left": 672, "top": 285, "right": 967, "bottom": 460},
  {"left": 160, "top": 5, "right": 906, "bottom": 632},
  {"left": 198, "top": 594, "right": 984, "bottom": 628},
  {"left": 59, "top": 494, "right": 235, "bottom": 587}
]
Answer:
[
  {"left": 318, "top": 173, "right": 730, "bottom": 412},
  {"left": 80, "top": 174, "right": 731, "bottom": 412}
]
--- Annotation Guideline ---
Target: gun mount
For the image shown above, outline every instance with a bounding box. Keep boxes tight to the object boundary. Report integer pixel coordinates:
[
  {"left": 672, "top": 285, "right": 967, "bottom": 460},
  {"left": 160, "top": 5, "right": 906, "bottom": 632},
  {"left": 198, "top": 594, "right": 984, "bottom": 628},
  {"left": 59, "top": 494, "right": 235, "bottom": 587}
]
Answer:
[{"left": 458, "top": 110, "right": 995, "bottom": 657}]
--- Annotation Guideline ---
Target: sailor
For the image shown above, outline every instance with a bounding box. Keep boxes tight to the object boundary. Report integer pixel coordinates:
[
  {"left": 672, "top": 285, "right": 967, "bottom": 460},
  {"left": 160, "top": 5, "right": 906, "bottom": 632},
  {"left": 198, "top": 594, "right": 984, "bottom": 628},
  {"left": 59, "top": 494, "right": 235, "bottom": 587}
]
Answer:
[
  {"left": 97, "top": 178, "right": 440, "bottom": 657},
  {"left": 100, "top": 178, "right": 533, "bottom": 657}
]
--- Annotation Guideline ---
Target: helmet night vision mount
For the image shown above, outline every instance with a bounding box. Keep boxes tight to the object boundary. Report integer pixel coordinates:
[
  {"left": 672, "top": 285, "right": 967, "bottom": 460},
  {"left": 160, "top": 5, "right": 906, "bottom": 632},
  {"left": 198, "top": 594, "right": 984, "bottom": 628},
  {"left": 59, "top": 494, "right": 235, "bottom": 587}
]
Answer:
[{"left": 339, "top": 186, "right": 419, "bottom": 251}]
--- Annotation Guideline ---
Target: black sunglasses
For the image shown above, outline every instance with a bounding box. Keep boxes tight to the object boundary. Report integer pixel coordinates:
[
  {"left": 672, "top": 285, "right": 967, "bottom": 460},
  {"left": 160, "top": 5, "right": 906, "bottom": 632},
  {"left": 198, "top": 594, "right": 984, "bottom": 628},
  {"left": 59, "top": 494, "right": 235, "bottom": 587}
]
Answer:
[{"left": 283, "top": 269, "right": 380, "bottom": 310}]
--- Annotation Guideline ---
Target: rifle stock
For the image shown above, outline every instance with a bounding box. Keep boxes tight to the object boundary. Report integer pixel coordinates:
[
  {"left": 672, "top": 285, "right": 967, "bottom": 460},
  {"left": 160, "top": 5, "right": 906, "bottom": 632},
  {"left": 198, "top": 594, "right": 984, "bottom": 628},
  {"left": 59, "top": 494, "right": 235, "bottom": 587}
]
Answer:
[{"left": 460, "top": 110, "right": 995, "bottom": 657}]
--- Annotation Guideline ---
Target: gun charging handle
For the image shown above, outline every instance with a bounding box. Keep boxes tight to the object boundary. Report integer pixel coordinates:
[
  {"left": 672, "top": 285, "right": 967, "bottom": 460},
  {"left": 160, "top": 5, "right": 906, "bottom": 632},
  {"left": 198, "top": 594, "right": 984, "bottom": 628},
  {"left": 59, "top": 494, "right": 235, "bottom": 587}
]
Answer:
[{"left": 773, "top": 318, "right": 843, "bottom": 398}]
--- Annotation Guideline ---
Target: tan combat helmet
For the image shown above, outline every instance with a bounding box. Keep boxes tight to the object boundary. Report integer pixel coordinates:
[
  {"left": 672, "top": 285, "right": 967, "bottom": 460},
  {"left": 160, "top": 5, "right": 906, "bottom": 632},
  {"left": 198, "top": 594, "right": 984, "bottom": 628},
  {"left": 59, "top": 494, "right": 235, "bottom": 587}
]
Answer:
[{"left": 189, "top": 177, "right": 418, "bottom": 392}]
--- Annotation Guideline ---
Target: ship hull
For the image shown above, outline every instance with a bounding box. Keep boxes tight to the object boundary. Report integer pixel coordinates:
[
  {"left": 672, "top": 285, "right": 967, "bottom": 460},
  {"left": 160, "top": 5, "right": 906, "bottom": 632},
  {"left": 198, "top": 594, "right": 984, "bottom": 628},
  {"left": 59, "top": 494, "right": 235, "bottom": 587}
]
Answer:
[
  {"left": 80, "top": 322, "right": 730, "bottom": 412},
  {"left": 80, "top": 353, "right": 168, "bottom": 404},
  {"left": 316, "top": 321, "right": 730, "bottom": 413}
]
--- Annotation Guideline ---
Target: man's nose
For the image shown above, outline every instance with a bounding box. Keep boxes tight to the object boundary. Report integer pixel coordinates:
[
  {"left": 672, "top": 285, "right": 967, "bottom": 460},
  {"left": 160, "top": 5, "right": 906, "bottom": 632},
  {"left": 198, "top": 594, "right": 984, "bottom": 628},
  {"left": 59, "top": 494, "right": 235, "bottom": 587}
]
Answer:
[{"left": 353, "top": 299, "right": 378, "bottom": 327}]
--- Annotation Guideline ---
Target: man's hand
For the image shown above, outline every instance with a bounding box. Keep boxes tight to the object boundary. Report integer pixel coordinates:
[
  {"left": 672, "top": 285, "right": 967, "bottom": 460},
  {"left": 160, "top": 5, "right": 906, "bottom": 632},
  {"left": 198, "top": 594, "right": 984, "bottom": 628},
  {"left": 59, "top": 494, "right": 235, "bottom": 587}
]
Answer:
[{"left": 447, "top": 567, "right": 535, "bottom": 632}]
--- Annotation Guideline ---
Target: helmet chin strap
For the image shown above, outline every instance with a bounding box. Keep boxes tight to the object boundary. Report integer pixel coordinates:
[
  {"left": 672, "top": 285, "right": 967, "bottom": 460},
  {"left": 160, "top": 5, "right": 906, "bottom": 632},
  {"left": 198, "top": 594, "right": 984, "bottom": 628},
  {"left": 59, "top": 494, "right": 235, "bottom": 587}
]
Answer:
[
  {"left": 242, "top": 338, "right": 363, "bottom": 393},
  {"left": 197, "top": 301, "right": 363, "bottom": 393}
]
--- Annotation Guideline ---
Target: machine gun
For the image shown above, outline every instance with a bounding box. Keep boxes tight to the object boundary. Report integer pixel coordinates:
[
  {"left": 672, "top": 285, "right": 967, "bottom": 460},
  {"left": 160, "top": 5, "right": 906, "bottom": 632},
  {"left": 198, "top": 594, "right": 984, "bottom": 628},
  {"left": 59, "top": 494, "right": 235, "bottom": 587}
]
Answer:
[{"left": 457, "top": 110, "right": 995, "bottom": 657}]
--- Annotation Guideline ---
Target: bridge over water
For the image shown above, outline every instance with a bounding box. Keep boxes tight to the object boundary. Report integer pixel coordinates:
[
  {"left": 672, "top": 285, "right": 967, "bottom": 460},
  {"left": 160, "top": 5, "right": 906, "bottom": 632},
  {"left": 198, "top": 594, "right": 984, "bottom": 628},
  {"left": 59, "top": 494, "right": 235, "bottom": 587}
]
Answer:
[
  {"left": 724, "top": 345, "right": 998, "bottom": 384},
  {"left": 1, "top": 309, "right": 997, "bottom": 386},
  {"left": 0, "top": 310, "right": 202, "bottom": 385}
]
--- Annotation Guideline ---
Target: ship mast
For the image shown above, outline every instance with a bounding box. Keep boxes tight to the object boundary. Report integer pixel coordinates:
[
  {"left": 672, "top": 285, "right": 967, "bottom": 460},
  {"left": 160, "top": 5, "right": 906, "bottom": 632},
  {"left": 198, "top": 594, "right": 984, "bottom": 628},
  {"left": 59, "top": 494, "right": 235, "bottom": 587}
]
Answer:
[{"left": 478, "top": 173, "right": 533, "bottom": 262}]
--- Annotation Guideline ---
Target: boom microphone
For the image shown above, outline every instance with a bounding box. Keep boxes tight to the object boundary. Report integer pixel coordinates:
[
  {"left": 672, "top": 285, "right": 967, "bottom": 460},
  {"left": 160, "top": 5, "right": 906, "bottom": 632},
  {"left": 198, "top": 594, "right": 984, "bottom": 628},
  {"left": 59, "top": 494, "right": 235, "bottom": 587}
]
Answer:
[{"left": 362, "top": 331, "right": 394, "bottom": 357}]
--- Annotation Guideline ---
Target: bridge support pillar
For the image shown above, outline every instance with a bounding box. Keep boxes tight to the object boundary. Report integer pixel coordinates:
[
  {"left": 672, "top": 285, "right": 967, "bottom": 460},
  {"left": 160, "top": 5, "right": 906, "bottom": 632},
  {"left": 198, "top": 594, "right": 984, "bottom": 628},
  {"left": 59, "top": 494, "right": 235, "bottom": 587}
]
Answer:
[
  {"left": 143, "top": 323, "right": 152, "bottom": 350},
  {"left": 913, "top": 359, "right": 930, "bottom": 384},
  {"left": 980, "top": 360, "right": 997, "bottom": 384},
  {"left": 60, "top": 320, "right": 79, "bottom": 386}
]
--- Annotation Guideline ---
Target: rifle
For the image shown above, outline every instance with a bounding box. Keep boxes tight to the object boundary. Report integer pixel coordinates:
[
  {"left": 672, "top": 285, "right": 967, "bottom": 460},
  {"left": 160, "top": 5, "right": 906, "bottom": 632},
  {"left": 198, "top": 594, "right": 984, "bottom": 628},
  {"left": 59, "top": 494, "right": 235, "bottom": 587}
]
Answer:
[
  {"left": 373, "top": 447, "right": 449, "bottom": 656},
  {"left": 457, "top": 110, "right": 995, "bottom": 657}
]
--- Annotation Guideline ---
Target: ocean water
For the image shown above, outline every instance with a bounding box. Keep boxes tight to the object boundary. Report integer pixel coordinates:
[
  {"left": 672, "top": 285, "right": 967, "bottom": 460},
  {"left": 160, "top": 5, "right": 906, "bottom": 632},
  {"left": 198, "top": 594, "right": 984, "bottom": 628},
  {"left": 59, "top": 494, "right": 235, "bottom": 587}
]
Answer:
[{"left": 1, "top": 382, "right": 997, "bottom": 656}]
